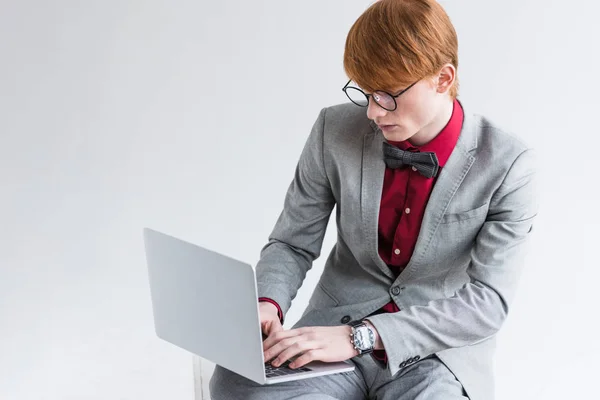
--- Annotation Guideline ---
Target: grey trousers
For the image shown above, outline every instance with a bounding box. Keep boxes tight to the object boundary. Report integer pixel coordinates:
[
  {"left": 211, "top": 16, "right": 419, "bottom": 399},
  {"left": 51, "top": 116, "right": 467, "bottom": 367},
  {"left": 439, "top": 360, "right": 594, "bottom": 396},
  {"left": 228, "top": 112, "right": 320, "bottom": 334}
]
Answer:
[{"left": 209, "top": 354, "right": 469, "bottom": 400}]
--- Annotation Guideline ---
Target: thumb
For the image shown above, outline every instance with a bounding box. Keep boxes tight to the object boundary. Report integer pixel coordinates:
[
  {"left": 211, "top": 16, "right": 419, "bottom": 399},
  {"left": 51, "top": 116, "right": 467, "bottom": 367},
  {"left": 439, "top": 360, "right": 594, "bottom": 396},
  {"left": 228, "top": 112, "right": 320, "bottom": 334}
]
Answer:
[
  {"left": 270, "top": 318, "right": 283, "bottom": 334},
  {"left": 263, "top": 318, "right": 283, "bottom": 336}
]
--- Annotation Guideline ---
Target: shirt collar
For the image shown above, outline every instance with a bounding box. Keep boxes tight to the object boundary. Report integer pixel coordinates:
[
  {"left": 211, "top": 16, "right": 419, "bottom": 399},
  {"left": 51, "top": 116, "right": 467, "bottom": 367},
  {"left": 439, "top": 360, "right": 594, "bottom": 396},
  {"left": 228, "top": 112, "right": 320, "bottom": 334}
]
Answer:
[{"left": 386, "top": 98, "right": 464, "bottom": 168}]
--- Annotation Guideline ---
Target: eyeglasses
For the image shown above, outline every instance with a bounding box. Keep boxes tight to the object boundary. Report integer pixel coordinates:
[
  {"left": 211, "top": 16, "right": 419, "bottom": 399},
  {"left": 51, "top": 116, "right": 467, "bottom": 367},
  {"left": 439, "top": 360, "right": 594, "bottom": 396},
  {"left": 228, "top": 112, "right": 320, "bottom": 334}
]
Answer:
[{"left": 342, "top": 79, "right": 419, "bottom": 112}]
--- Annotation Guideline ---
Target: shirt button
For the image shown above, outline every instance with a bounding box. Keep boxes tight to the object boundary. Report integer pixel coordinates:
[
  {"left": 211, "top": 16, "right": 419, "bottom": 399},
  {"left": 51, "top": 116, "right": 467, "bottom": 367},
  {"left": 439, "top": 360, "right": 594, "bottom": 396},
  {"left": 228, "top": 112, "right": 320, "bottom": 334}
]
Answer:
[
  {"left": 394, "top": 249, "right": 401, "bottom": 255},
  {"left": 412, "top": 166, "right": 417, "bottom": 172},
  {"left": 405, "top": 208, "right": 411, "bottom": 214}
]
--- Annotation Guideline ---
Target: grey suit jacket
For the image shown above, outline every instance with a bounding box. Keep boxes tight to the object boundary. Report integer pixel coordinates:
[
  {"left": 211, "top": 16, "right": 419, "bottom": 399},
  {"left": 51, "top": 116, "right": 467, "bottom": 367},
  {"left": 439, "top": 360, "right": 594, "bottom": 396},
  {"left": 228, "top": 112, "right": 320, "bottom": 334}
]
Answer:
[{"left": 256, "top": 101, "right": 539, "bottom": 400}]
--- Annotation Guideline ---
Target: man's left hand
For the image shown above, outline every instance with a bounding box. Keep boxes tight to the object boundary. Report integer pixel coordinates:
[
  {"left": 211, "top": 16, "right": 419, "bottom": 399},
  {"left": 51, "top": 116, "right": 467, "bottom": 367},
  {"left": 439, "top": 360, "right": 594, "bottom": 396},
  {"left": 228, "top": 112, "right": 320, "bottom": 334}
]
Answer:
[{"left": 263, "top": 325, "right": 358, "bottom": 369}]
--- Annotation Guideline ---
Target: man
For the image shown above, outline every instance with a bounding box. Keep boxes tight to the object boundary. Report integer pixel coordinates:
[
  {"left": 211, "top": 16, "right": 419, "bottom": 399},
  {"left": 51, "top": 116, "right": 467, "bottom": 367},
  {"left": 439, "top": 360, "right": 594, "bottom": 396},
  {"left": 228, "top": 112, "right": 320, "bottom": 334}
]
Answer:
[{"left": 210, "top": 0, "right": 538, "bottom": 399}]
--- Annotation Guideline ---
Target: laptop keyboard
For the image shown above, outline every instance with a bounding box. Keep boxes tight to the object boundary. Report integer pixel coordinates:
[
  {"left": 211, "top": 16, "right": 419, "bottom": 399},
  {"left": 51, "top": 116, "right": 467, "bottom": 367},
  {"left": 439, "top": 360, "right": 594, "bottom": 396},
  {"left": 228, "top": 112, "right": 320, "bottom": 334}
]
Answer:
[{"left": 265, "top": 359, "right": 313, "bottom": 378}]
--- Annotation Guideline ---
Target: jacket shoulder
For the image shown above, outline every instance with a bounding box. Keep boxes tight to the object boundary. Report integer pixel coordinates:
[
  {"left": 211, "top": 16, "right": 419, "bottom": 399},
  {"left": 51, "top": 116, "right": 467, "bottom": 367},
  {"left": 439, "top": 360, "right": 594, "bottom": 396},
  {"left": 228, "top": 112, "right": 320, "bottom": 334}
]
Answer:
[
  {"left": 469, "top": 113, "right": 535, "bottom": 163},
  {"left": 321, "top": 102, "right": 374, "bottom": 138}
]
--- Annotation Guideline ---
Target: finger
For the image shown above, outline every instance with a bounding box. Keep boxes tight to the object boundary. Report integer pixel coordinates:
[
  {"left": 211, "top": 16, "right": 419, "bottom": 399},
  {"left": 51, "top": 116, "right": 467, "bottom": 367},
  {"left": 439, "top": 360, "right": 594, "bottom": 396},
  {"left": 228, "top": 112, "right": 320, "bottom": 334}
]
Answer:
[
  {"left": 270, "top": 319, "right": 283, "bottom": 334},
  {"left": 264, "top": 336, "right": 299, "bottom": 363},
  {"left": 264, "top": 335, "right": 306, "bottom": 364},
  {"left": 267, "top": 319, "right": 283, "bottom": 335},
  {"left": 261, "top": 320, "right": 270, "bottom": 335},
  {"left": 289, "top": 349, "right": 322, "bottom": 369},
  {"left": 263, "top": 328, "right": 302, "bottom": 353},
  {"left": 271, "top": 339, "right": 317, "bottom": 367},
  {"left": 262, "top": 320, "right": 283, "bottom": 343}
]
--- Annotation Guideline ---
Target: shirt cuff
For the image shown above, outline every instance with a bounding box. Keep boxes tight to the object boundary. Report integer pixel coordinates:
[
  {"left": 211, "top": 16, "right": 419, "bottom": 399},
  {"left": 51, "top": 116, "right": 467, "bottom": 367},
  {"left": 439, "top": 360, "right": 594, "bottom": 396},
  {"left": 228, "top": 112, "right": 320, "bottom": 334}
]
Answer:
[
  {"left": 258, "top": 297, "right": 284, "bottom": 324},
  {"left": 371, "top": 350, "right": 388, "bottom": 369}
]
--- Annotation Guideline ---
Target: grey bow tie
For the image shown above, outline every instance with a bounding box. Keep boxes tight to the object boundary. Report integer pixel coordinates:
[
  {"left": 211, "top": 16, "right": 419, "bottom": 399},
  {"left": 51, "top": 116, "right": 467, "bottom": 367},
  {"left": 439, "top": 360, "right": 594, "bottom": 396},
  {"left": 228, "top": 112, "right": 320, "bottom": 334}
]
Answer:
[{"left": 382, "top": 142, "right": 440, "bottom": 178}]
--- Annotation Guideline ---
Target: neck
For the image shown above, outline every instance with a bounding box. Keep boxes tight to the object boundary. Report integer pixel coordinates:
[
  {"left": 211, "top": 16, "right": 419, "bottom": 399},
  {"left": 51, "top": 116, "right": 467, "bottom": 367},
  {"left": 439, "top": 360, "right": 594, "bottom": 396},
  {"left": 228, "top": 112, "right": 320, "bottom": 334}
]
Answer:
[{"left": 409, "top": 98, "right": 454, "bottom": 147}]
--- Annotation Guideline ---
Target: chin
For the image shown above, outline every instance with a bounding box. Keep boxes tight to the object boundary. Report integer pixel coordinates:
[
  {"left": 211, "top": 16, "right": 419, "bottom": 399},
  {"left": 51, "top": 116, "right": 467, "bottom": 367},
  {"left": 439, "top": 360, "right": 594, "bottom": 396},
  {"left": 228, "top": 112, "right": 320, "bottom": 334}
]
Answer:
[
  {"left": 385, "top": 125, "right": 420, "bottom": 142},
  {"left": 383, "top": 130, "right": 410, "bottom": 142}
]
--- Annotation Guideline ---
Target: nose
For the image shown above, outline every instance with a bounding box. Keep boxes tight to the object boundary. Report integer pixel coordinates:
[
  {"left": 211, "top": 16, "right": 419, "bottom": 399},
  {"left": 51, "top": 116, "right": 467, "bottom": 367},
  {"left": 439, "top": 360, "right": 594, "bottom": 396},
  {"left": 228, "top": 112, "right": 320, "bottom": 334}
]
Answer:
[{"left": 366, "top": 99, "right": 387, "bottom": 121}]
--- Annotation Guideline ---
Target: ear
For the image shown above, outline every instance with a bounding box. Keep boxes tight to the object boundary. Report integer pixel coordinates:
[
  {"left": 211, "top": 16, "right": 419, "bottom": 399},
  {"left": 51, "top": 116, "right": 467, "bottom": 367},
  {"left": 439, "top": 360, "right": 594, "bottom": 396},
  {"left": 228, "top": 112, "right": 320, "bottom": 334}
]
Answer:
[{"left": 435, "top": 63, "right": 456, "bottom": 94}]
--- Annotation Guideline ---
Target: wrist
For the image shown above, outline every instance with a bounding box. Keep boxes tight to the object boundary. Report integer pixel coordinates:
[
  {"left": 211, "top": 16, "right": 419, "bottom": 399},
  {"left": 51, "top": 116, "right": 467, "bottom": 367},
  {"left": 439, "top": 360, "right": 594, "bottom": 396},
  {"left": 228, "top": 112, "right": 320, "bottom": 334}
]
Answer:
[
  {"left": 259, "top": 300, "right": 278, "bottom": 317},
  {"left": 258, "top": 298, "right": 283, "bottom": 322},
  {"left": 259, "top": 301, "right": 281, "bottom": 321},
  {"left": 345, "top": 326, "right": 361, "bottom": 357}
]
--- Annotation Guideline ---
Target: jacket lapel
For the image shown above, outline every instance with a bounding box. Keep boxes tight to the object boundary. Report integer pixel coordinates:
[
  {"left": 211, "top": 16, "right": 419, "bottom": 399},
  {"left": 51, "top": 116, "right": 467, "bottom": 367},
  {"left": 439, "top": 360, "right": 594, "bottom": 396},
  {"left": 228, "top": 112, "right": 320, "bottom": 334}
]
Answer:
[{"left": 361, "top": 126, "right": 395, "bottom": 279}]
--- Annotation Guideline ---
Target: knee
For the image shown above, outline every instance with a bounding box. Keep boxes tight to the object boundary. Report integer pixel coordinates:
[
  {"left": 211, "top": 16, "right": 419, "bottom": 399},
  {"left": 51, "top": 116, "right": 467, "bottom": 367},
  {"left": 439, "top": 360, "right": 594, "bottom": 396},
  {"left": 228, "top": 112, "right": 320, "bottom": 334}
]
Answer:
[
  {"left": 208, "top": 366, "right": 230, "bottom": 399},
  {"left": 209, "top": 365, "right": 255, "bottom": 400}
]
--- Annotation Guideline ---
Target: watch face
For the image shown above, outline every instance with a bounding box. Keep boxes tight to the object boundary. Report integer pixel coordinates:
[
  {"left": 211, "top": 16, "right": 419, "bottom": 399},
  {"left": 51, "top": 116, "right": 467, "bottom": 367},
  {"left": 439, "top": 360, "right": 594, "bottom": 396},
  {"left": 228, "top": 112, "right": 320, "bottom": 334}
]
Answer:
[{"left": 353, "top": 326, "right": 373, "bottom": 350}]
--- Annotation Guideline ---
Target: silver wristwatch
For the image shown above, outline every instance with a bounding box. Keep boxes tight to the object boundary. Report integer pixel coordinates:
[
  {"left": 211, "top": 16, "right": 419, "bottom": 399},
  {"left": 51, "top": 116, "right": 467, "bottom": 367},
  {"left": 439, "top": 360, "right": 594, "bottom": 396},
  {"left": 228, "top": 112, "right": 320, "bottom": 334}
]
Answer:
[{"left": 348, "top": 320, "right": 375, "bottom": 356}]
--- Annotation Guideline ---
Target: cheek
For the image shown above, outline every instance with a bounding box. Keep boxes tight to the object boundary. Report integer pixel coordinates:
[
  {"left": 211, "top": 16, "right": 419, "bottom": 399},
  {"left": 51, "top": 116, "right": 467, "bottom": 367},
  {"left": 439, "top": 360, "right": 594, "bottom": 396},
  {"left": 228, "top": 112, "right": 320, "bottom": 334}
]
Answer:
[
  {"left": 393, "top": 101, "right": 424, "bottom": 127},
  {"left": 400, "top": 96, "right": 434, "bottom": 125}
]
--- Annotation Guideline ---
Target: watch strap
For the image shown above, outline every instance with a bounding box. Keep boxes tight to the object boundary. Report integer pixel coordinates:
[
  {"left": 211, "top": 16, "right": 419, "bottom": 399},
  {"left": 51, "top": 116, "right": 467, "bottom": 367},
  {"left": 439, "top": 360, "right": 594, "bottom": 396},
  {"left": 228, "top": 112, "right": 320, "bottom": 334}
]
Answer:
[{"left": 347, "top": 319, "right": 365, "bottom": 328}]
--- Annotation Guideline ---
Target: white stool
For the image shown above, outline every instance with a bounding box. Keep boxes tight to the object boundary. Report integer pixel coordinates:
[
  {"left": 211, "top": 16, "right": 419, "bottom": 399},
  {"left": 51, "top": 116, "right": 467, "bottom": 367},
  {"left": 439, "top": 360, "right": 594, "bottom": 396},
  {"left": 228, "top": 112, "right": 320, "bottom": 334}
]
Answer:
[{"left": 193, "top": 356, "right": 216, "bottom": 400}]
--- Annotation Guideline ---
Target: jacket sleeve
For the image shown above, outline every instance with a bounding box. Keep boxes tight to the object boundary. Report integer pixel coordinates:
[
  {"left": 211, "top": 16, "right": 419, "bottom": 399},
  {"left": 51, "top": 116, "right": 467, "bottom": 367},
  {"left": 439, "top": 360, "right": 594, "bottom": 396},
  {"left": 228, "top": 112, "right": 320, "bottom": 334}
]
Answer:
[
  {"left": 255, "top": 107, "right": 336, "bottom": 316},
  {"left": 365, "top": 148, "right": 540, "bottom": 377}
]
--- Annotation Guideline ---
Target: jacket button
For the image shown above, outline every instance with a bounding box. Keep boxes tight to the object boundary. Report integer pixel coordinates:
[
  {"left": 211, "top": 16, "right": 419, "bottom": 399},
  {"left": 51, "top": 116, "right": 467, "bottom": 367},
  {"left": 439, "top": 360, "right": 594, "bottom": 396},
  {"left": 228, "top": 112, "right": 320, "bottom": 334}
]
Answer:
[
  {"left": 341, "top": 316, "right": 351, "bottom": 324},
  {"left": 414, "top": 355, "right": 420, "bottom": 362},
  {"left": 391, "top": 286, "right": 401, "bottom": 296}
]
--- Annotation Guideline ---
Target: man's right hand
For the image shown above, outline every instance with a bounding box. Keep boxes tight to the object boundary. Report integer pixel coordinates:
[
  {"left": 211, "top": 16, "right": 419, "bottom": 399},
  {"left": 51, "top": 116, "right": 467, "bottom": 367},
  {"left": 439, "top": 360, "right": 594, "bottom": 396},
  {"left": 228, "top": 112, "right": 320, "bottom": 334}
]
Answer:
[{"left": 259, "top": 301, "right": 283, "bottom": 341}]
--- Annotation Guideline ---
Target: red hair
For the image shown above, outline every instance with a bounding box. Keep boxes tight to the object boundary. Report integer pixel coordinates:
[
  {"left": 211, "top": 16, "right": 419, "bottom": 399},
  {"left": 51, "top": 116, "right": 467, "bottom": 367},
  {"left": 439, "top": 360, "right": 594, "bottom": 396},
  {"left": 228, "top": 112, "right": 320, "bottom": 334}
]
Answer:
[{"left": 344, "top": 0, "right": 459, "bottom": 98}]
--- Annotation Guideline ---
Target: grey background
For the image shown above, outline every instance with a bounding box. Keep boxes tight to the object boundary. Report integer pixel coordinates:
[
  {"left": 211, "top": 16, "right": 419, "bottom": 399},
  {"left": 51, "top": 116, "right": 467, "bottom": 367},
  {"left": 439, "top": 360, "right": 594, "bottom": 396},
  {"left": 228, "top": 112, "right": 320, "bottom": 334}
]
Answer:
[{"left": 0, "top": 1, "right": 597, "bottom": 399}]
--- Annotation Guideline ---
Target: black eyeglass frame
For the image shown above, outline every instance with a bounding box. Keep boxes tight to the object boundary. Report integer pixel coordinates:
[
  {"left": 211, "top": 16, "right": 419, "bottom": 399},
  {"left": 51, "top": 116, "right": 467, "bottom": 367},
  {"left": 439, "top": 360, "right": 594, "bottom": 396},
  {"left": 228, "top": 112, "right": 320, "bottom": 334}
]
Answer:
[{"left": 342, "top": 79, "right": 420, "bottom": 111}]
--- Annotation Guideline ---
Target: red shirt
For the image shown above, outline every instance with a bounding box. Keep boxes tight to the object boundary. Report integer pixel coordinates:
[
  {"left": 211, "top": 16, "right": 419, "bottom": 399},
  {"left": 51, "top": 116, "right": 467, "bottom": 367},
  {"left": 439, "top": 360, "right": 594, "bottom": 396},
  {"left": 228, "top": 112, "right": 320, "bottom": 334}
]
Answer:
[
  {"left": 260, "top": 99, "right": 464, "bottom": 358},
  {"left": 371, "top": 99, "right": 463, "bottom": 363}
]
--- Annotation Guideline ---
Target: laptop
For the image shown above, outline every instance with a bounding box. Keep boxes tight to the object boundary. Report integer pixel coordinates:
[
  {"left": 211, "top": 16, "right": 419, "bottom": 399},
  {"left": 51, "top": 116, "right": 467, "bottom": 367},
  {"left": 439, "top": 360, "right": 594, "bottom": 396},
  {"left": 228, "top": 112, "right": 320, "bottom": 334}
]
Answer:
[{"left": 143, "top": 228, "right": 355, "bottom": 385}]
